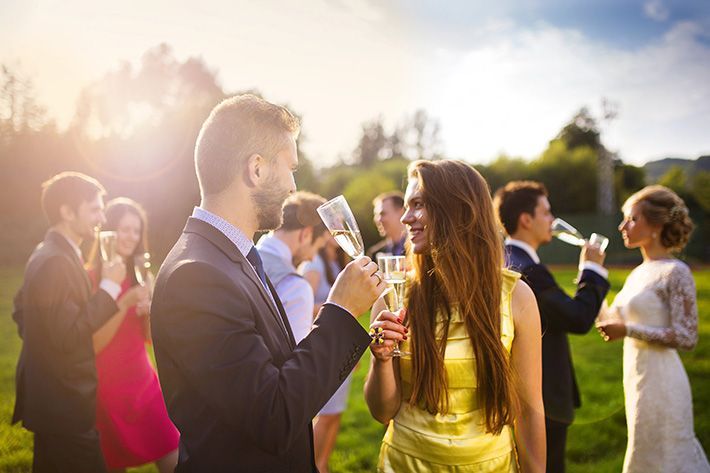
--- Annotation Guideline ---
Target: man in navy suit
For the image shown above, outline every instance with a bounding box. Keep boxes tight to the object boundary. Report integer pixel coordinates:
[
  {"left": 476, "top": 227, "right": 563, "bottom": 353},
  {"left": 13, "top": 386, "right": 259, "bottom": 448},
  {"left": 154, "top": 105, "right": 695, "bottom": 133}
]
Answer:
[
  {"left": 494, "top": 181, "right": 610, "bottom": 473},
  {"left": 151, "top": 95, "right": 384, "bottom": 472}
]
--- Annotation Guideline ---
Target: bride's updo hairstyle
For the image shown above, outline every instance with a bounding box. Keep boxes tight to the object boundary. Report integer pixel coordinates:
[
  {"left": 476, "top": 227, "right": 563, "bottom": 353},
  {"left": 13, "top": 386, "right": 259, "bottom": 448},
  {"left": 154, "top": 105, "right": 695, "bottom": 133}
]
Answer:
[{"left": 623, "top": 185, "right": 694, "bottom": 251}]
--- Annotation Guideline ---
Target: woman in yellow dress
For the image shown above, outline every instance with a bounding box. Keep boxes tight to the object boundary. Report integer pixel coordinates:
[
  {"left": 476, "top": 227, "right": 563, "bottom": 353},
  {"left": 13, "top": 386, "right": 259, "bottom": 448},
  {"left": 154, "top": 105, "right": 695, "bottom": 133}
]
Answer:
[{"left": 365, "top": 160, "right": 546, "bottom": 472}]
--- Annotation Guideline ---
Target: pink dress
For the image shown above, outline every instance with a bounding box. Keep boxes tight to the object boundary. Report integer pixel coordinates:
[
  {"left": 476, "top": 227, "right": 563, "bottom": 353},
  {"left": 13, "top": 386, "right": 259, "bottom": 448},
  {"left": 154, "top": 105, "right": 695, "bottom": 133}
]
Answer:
[{"left": 94, "top": 277, "right": 179, "bottom": 468}]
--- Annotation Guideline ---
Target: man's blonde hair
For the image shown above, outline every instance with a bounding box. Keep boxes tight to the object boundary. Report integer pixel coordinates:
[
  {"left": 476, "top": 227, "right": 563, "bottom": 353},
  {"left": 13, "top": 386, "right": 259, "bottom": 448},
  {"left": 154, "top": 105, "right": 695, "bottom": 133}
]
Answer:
[{"left": 195, "top": 94, "right": 300, "bottom": 196}]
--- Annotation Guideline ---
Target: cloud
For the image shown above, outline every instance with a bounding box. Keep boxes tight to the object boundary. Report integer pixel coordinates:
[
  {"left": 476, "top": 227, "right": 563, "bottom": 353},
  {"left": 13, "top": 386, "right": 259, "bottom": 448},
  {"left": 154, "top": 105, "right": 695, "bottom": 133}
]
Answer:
[
  {"left": 419, "top": 19, "right": 710, "bottom": 165},
  {"left": 644, "top": 0, "right": 670, "bottom": 22},
  {"left": 330, "top": 0, "right": 385, "bottom": 23}
]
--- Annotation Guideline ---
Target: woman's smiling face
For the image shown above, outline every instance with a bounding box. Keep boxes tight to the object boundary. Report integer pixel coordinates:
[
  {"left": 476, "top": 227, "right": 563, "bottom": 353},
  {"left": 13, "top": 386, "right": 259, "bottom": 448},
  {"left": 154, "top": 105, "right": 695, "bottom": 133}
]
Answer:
[{"left": 401, "top": 177, "right": 430, "bottom": 254}]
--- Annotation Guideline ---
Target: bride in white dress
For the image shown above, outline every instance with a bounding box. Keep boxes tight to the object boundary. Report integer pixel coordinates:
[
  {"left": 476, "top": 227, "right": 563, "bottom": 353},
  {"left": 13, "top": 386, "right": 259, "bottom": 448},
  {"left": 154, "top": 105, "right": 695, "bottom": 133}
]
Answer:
[{"left": 597, "top": 185, "right": 709, "bottom": 473}]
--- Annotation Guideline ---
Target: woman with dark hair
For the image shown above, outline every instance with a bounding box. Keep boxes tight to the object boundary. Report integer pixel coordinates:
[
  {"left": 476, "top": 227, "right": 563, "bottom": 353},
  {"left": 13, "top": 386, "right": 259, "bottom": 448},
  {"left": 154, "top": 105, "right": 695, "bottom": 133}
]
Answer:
[
  {"left": 365, "top": 160, "right": 545, "bottom": 472},
  {"left": 597, "top": 185, "right": 709, "bottom": 473},
  {"left": 87, "top": 198, "right": 179, "bottom": 473}
]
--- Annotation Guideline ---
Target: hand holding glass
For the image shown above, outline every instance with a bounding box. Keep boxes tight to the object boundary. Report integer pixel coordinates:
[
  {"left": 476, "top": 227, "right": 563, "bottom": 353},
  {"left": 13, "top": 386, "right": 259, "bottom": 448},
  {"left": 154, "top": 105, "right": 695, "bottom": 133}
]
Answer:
[
  {"left": 378, "top": 255, "right": 409, "bottom": 357},
  {"left": 589, "top": 233, "right": 609, "bottom": 252}
]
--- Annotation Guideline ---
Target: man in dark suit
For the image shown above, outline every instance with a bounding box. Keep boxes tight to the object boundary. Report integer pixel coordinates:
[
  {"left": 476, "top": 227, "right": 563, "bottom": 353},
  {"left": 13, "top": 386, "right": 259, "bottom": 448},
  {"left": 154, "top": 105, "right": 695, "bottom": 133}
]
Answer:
[
  {"left": 12, "top": 172, "right": 127, "bottom": 473},
  {"left": 151, "top": 94, "right": 384, "bottom": 472},
  {"left": 493, "top": 181, "right": 610, "bottom": 473},
  {"left": 366, "top": 191, "right": 406, "bottom": 259}
]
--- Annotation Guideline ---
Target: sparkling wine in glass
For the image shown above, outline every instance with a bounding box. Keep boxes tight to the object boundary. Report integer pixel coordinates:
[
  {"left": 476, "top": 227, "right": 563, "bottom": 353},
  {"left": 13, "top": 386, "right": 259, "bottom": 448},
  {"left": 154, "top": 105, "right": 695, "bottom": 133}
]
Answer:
[
  {"left": 378, "top": 255, "right": 409, "bottom": 357},
  {"left": 551, "top": 218, "right": 585, "bottom": 247},
  {"left": 99, "top": 231, "right": 118, "bottom": 262},
  {"left": 317, "top": 195, "right": 364, "bottom": 259}
]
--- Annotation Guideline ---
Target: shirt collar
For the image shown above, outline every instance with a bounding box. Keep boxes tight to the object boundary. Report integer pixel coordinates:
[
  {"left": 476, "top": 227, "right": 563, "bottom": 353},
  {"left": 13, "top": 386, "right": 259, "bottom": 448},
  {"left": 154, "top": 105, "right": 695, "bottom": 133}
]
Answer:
[
  {"left": 192, "top": 206, "right": 253, "bottom": 257},
  {"left": 256, "top": 233, "right": 295, "bottom": 271},
  {"left": 505, "top": 237, "right": 540, "bottom": 264}
]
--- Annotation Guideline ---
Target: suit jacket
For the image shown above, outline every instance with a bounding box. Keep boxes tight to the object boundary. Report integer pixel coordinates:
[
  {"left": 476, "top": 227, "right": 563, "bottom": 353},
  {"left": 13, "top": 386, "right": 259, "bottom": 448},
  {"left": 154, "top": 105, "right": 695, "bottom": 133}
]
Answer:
[
  {"left": 12, "top": 230, "right": 118, "bottom": 434},
  {"left": 365, "top": 235, "right": 406, "bottom": 259},
  {"left": 504, "top": 244, "right": 610, "bottom": 424},
  {"left": 151, "top": 218, "right": 371, "bottom": 472}
]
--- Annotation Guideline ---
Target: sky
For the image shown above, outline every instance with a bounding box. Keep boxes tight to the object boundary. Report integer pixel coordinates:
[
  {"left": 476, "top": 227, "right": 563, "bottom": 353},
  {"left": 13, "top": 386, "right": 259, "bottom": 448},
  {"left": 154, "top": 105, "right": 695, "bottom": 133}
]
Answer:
[{"left": 1, "top": 0, "right": 709, "bottom": 166}]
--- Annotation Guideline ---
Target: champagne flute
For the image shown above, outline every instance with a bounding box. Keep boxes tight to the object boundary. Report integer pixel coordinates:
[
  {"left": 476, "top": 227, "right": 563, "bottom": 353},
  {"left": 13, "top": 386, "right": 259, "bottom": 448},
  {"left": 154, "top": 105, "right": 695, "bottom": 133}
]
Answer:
[
  {"left": 133, "top": 252, "right": 153, "bottom": 289},
  {"left": 551, "top": 219, "right": 609, "bottom": 252},
  {"left": 378, "top": 255, "right": 409, "bottom": 357},
  {"left": 317, "top": 195, "right": 364, "bottom": 259},
  {"left": 589, "top": 233, "right": 610, "bottom": 252},
  {"left": 99, "top": 231, "right": 118, "bottom": 262},
  {"left": 550, "top": 218, "right": 585, "bottom": 247},
  {"left": 133, "top": 252, "right": 153, "bottom": 318}
]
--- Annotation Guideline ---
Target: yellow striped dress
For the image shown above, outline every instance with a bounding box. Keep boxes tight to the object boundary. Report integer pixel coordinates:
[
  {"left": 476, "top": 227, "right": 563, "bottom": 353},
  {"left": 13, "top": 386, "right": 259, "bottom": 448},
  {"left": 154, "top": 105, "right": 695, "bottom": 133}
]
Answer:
[{"left": 377, "top": 269, "right": 520, "bottom": 472}]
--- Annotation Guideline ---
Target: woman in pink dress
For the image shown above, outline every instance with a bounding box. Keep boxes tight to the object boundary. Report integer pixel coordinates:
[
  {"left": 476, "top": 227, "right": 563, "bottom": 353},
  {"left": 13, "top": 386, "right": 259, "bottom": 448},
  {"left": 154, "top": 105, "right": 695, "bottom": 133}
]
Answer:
[{"left": 88, "top": 197, "right": 179, "bottom": 473}]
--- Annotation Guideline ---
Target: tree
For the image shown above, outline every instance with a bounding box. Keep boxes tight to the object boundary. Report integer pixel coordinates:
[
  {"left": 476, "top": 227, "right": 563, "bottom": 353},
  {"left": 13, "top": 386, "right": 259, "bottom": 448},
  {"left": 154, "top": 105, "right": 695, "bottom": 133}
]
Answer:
[
  {"left": 556, "top": 106, "right": 618, "bottom": 214},
  {"left": 0, "top": 63, "right": 50, "bottom": 143},
  {"left": 353, "top": 116, "right": 388, "bottom": 167},
  {"left": 294, "top": 154, "right": 319, "bottom": 194},
  {"left": 58, "top": 44, "right": 237, "bottom": 261},
  {"left": 352, "top": 109, "right": 443, "bottom": 166},
  {"left": 72, "top": 43, "right": 223, "bottom": 140},
  {"left": 476, "top": 155, "right": 530, "bottom": 194},
  {"left": 396, "top": 109, "right": 442, "bottom": 160},
  {"left": 657, "top": 166, "right": 687, "bottom": 195},
  {"left": 691, "top": 171, "right": 710, "bottom": 213},
  {"left": 614, "top": 162, "right": 646, "bottom": 206},
  {"left": 533, "top": 139, "right": 597, "bottom": 213},
  {"left": 556, "top": 107, "right": 601, "bottom": 151}
]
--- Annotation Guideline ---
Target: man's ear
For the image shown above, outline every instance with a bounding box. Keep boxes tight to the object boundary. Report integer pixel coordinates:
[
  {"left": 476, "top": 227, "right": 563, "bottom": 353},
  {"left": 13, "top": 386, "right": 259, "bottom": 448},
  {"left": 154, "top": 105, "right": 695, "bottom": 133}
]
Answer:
[
  {"left": 59, "top": 204, "right": 76, "bottom": 223},
  {"left": 300, "top": 226, "right": 313, "bottom": 244},
  {"left": 518, "top": 212, "right": 533, "bottom": 231},
  {"left": 246, "top": 153, "right": 265, "bottom": 187}
]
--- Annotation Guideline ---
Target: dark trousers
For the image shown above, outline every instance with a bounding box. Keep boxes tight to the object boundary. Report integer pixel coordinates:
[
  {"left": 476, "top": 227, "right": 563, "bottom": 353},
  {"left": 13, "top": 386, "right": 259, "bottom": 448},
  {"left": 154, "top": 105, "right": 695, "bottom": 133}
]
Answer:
[
  {"left": 33, "top": 429, "right": 107, "bottom": 473},
  {"left": 545, "top": 417, "right": 569, "bottom": 473}
]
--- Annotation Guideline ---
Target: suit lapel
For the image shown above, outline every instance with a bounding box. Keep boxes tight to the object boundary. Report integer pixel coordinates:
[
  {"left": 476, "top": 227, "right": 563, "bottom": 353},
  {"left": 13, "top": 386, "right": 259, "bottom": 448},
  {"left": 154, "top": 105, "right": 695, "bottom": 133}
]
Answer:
[{"left": 183, "top": 218, "right": 294, "bottom": 346}]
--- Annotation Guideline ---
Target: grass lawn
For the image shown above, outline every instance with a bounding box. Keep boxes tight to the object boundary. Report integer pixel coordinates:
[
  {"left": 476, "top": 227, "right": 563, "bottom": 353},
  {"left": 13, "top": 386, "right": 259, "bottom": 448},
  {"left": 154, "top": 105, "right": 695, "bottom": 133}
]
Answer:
[{"left": 1, "top": 266, "right": 708, "bottom": 472}]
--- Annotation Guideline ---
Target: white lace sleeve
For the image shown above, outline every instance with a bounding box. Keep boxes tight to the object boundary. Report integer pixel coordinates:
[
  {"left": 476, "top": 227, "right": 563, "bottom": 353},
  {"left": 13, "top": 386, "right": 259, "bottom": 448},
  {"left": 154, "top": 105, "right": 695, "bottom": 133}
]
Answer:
[{"left": 626, "top": 263, "right": 698, "bottom": 350}]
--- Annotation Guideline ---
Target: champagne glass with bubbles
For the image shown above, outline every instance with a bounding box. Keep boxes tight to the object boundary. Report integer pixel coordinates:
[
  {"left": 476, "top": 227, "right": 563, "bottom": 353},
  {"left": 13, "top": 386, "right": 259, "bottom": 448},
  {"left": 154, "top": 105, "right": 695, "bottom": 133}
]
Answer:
[
  {"left": 317, "top": 195, "right": 364, "bottom": 258},
  {"left": 378, "top": 255, "right": 409, "bottom": 357},
  {"left": 99, "top": 231, "right": 118, "bottom": 262}
]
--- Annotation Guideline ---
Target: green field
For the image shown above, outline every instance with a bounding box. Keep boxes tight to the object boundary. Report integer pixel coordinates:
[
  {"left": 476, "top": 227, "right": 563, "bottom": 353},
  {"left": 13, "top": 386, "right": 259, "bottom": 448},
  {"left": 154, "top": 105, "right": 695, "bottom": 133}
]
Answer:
[{"left": 1, "top": 266, "right": 708, "bottom": 472}]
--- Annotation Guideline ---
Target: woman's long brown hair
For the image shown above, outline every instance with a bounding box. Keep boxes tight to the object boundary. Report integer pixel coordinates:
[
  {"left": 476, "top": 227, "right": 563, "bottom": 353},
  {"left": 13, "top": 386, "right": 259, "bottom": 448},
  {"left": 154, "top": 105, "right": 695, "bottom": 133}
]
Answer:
[{"left": 406, "top": 160, "right": 516, "bottom": 435}]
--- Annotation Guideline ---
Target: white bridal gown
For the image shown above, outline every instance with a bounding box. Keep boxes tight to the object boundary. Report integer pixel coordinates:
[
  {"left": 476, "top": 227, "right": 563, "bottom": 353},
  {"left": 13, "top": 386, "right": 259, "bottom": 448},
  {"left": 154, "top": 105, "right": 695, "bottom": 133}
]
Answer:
[{"left": 610, "top": 259, "right": 710, "bottom": 473}]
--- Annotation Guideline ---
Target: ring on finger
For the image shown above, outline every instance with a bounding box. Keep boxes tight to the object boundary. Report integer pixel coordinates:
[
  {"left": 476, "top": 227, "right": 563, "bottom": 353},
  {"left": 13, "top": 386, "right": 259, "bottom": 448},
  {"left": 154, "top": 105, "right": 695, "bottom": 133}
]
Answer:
[{"left": 369, "top": 326, "right": 385, "bottom": 345}]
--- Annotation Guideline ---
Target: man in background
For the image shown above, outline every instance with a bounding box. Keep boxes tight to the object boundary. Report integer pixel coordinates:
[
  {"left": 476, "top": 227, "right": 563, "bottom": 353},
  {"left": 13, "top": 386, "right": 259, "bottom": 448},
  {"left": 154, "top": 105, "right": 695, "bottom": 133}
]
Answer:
[
  {"left": 257, "top": 191, "right": 329, "bottom": 343},
  {"left": 12, "top": 171, "right": 127, "bottom": 472},
  {"left": 258, "top": 191, "right": 350, "bottom": 473},
  {"left": 494, "top": 180, "right": 610, "bottom": 473},
  {"left": 366, "top": 191, "right": 407, "bottom": 259}
]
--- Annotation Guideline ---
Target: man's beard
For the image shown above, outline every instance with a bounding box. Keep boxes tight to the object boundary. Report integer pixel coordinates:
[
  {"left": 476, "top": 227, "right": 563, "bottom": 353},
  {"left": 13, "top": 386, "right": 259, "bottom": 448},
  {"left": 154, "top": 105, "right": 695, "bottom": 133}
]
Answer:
[{"left": 253, "top": 178, "right": 291, "bottom": 231}]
